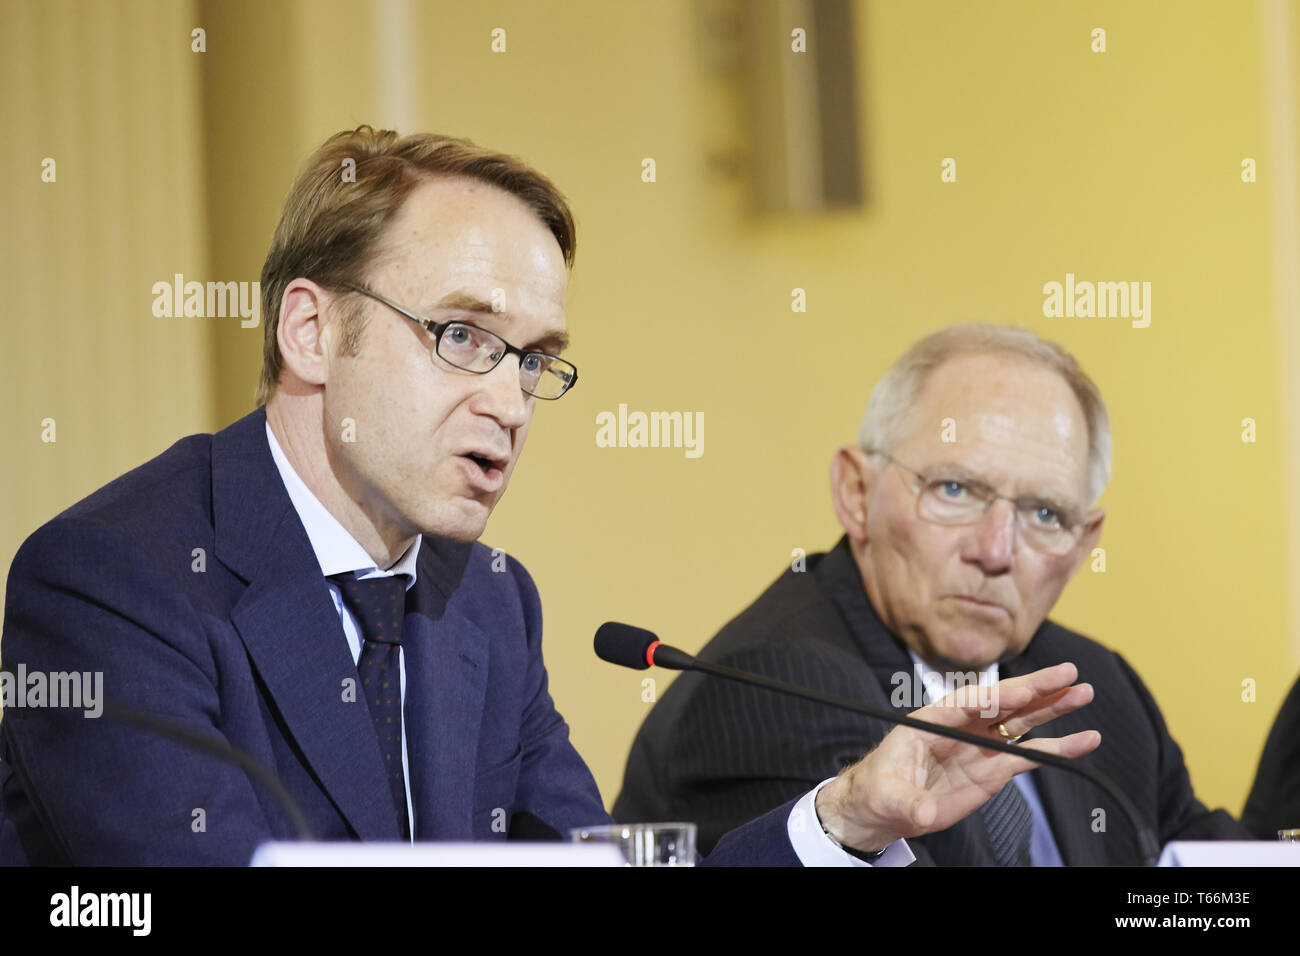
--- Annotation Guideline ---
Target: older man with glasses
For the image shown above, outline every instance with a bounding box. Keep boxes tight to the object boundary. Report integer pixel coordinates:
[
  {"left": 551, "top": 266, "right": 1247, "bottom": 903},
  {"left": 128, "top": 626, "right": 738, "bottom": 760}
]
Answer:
[{"left": 614, "top": 323, "right": 1249, "bottom": 865}]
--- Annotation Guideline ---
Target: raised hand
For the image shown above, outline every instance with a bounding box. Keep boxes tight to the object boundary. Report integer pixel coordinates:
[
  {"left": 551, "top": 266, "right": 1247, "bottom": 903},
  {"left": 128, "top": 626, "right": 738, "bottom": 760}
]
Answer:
[{"left": 815, "top": 662, "right": 1101, "bottom": 853}]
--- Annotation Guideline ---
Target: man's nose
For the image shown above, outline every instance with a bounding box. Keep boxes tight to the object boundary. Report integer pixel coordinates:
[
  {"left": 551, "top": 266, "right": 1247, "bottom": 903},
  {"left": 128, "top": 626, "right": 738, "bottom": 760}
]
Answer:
[
  {"left": 966, "top": 498, "right": 1016, "bottom": 571},
  {"left": 474, "top": 356, "right": 530, "bottom": 427}
]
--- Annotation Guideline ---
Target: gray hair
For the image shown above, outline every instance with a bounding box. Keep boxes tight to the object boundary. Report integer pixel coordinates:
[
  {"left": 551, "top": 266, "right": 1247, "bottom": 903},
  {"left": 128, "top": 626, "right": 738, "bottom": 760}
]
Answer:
[{"left": 856, "top": 323, "right": 1112, "bottom": 505}]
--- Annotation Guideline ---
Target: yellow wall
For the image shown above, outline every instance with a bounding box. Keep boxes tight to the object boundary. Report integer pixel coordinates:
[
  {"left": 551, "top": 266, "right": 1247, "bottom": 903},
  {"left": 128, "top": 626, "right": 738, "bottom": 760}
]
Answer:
[
  {"left": 0, "top": 0, "right": 214, "bottom": 597},
  {"left": 4, "top": 0, "right": 1297, "bottom": 820}
]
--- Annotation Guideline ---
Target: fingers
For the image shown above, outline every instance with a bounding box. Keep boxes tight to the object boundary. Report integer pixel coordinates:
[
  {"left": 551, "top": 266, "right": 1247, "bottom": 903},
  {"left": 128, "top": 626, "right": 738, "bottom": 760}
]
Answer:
[
  {"left": 918, "top": 663, "right": 1096, "bottom": 734},
  {"left": 991, "top": 662, "right": 1084, "bottom": 716},
  {"left": 1017, "top": 729, "right": 1101, "bottom": 761},
  {"left": 920, "top": 660, "right": 1081, "bottom": 723},
  {"left": 911, "top": 684, "right": 1014, "bottom": 729},
  {"left": 996, "top": 682, "right": 1095, "bottom": 740},
  {"left": 967, "top": 730, "right": 1103, "bottom": 785},
  {"left": 1014, "top": 661, "right": 1081, "bottom": 697}
]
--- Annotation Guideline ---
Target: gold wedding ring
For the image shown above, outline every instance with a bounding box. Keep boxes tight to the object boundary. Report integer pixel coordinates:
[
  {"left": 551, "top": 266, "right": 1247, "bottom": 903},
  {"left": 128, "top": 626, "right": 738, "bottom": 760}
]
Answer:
[{"left": 996, "top": 722, "right": 1023, "bottom": 743}]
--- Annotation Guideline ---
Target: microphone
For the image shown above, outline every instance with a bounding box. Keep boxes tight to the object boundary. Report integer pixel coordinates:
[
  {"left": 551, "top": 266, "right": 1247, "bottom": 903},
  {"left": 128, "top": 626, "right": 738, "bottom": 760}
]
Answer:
[
  {"left": 594, "top": 621, "right": 693, "bottom": 671},
  {"left": 595, "top": 621, "right": 1161, "bottom": 866}
]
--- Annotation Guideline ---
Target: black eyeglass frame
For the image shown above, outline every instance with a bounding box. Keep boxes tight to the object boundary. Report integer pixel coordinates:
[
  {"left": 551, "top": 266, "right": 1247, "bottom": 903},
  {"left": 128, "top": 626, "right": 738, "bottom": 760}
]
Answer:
[{"left": 337, "top": 281, "right": 579, "bottom": 400}]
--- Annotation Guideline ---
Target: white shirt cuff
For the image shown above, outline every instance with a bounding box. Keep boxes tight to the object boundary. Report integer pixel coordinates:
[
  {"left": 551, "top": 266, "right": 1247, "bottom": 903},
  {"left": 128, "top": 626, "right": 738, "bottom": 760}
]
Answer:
[{"left": 787, "top": 778, "right": 916, "bottom": 867}]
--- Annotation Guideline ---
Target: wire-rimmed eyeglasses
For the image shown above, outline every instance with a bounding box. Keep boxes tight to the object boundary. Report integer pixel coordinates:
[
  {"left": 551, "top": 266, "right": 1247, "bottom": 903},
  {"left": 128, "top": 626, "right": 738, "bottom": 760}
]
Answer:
[{"left": 865, "top": 448, "right": 1094, "bottom": 556}]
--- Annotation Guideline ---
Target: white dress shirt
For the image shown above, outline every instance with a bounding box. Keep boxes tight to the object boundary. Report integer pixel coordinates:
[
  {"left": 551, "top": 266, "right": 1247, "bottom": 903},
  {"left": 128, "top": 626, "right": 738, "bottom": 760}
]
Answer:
[
  {"left": 789, "top": 781, "right": 916, "bottom": 866},
  {"left": 267, "top": 423, "right": 419, "bottom": 840}
]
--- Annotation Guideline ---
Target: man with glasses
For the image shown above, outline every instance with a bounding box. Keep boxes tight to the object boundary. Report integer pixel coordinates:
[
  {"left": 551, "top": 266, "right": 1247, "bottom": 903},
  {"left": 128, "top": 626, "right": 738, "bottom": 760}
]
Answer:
[
  {"left": 614, "top": 323, "right": 1248, "bottom": 864},
  {"left": 0, "top": 130, "right": 1099, "bottom": 865}
]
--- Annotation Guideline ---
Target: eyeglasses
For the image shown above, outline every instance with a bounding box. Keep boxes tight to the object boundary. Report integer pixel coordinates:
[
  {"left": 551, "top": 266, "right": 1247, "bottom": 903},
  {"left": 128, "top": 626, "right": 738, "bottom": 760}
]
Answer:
[
  {"left": 339, "top": 283, "right": 579, "bottom": 400},
  {"left": 865, "top": 449, "right": 1093, "bottom": 556}
]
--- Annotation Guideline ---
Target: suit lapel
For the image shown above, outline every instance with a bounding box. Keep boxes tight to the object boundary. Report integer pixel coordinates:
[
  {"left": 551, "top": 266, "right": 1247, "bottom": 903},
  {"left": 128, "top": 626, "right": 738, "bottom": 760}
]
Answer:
[
  {"left": 815, "top": 540, "right": 914, "bottom": 699},
  {"left": 211, "top": 409, "right": 400, "bottom": 841},
  {"left": 402, "top": 539, "right": 489, "bottom": 840}
]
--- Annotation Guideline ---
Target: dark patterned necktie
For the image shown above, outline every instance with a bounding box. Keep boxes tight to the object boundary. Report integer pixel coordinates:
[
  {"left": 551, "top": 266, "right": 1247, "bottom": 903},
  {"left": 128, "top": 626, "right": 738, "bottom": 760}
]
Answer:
[
  {"left": 330, "top": 573, "right": 411, "bottom": 840},
  {"left": 980, "top": 781, "right": 1034, "bottom": 866},
  {"left": 980, "top": 655, "right": 1034, "bottom": 866}
]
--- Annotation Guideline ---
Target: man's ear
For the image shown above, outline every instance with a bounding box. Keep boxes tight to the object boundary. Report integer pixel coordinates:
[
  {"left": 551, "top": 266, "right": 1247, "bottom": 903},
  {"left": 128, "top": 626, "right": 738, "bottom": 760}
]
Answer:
[
  {"left": 277, "top": 279, "right": 334, "bottom": 388},
  {"left": 1067, "top": 509, "right": 1106, "bottom": 577},
  {"left": 830, "top": 445, "right": 876, "bottom": 544}
]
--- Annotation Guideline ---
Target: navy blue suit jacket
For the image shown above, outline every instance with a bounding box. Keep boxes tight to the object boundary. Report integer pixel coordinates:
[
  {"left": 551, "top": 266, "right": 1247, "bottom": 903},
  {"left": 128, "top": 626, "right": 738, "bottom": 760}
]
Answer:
[{"left": 0, "top": 408, "right": 797, "bottom": 865}]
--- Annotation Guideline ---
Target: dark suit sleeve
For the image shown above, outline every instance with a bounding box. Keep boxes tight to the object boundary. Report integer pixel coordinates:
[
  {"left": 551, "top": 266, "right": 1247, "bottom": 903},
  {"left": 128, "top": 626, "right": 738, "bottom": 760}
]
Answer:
[
  {"left": 1111, "top": 651, "right": 1250, "bottom": 844},
  {"left": 1242, "top": 673, "right": 1300, "bottom": 838},
  {"left": 700, "top": 794, "right": 804, "bottom": 866},
  {"left": 1, "top": 518, "right": 274, "bottom": 864},
  {"left": 500, "top": 558, "right": 611, "bottom": 837}
]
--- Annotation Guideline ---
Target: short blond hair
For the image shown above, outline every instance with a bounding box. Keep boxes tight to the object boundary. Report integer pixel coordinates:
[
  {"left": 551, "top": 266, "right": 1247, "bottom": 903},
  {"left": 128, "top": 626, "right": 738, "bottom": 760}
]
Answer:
[
  {"left": 857, "top": 323, "right": 1112, "bottom": 504},
  {"left": 256, "top": 125, "right": 577, "bottom": 406}
]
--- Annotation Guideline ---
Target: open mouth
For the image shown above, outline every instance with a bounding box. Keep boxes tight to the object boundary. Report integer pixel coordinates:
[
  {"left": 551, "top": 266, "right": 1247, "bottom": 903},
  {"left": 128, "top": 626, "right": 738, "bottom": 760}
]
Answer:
[
  {"left": 466, "top": 453, "right": 494, "bottom": 474},
  {"left": 457, "top": 446, "right": 508, "bottom": 490}
]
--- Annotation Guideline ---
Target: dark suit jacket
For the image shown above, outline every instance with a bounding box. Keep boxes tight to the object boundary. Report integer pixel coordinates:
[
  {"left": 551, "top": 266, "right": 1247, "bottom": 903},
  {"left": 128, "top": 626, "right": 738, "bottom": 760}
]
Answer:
[
  {"left": 1243, "top": 673, "right": 1300, "bottom": 839},
  {"left": 613, "top": 539, "right": 1248, "bottom": 864},
  {"left": 0, "top": 408, "right": 797, "bottom": 865}
]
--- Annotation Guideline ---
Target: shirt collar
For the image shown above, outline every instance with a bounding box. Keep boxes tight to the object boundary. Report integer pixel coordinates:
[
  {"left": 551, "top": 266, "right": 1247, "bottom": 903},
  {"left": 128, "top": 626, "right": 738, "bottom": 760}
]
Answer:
[
  {"left": 907, "top": 648, "right": 999, "bottom": 706},
  {"left": 266, "top": 421, "right": 420, "bottom": 588}
]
